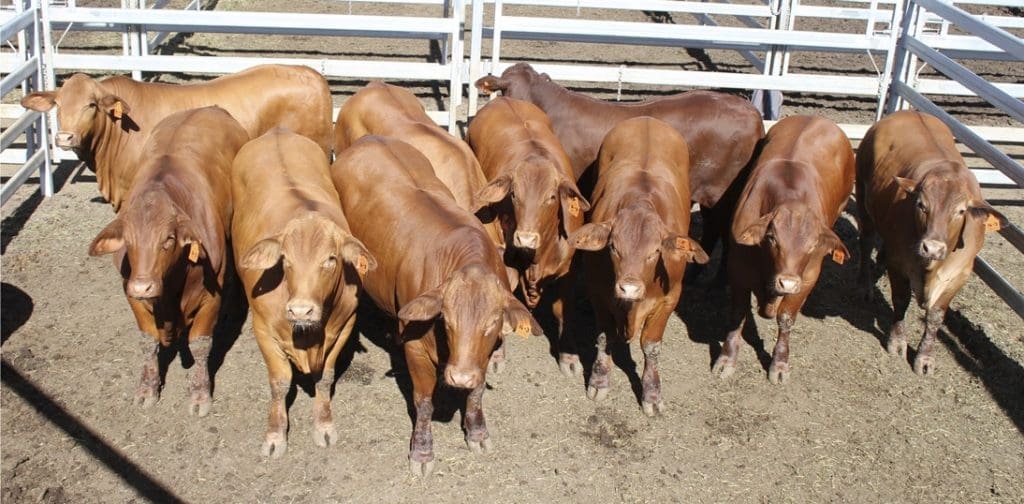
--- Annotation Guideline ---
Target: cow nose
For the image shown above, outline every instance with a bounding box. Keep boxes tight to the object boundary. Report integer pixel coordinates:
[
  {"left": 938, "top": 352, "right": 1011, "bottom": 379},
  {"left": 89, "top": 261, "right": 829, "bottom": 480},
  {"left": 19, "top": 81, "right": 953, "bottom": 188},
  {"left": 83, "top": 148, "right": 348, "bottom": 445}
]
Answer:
[
  {"left": 286, "top": 300, "right": 321, "bottom": 323},
  {"left": 513, "top": 231, "right": 540, "bottom": 250},
  {"left": 774, "top": 275, "right": 801, "bottom": 295},
  {"left": 444, "top": 366, "right": 483, "bottom": 389},
  {"left": 55, "top": 132, "right": 77, "bottom": 148},
  {"left": 615, "top": 279, "right": 645, "bottom": 300},
  {"left": 127, "top": 278, "right": 160, "bottom": 299},
  {"left": 919, "top": 240, "right": 947, "bottom": 261}
]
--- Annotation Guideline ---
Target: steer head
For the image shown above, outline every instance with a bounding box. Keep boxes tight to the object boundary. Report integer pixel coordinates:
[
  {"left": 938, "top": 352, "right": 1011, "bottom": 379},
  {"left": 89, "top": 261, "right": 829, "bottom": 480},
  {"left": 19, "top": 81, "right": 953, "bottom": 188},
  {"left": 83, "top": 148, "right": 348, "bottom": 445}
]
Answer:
[
  {"left": 398, "top": 264, "right": 542, "bottom": 390},
  {"left": 734, "top": 203, "right": 848, "bottom": 296},
  {"left": 569, "top": 202, "right": 707, "bottom": 302},
  {"left": 20, "top": 73, "right": 132, "bottom": 151},
  {"left": 89, "top": 190, "right": 207, "bottom": 301},
  {"left": 240, "top": 214, "right": 377, "bottom": 330},
  {"left": 894, "top": 168, "right": 1007, "bottom": 268},
  {"left": 474, "top": 63, "right": 551, "bottom": 101}
]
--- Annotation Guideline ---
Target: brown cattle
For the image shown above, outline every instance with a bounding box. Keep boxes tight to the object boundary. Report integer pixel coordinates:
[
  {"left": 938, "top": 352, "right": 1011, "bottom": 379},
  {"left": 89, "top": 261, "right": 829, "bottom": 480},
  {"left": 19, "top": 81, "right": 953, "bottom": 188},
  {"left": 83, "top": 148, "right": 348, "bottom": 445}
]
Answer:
[
  {"left": 232, "top": 129, "right": 377, "bottom": 458},
  {"left": 21, "top": 64, "right": 333, "bottom": 209},
  {"left": 476, "top": 63, "right": 764, "bottom": 265},
  {"left": 856, "top": 110, "right": 1006, "bottom": 375},
  {"left": 334, "top": 81, "right": 505, "bottom": 249},
  {"left": 712, "top": 115, "right": 854, "bottom": 384},
  {"left": 88, "top": 106, "right": 249, "bottom": 416},
  {"left": 568, "top": 117, "right": 708, "bottom": 416},
  {"left": 468, "top": 97, "right": 591, "bottom": 375},
  {"left": 331, "top": 135, "right": 541, "bottom": 476}
]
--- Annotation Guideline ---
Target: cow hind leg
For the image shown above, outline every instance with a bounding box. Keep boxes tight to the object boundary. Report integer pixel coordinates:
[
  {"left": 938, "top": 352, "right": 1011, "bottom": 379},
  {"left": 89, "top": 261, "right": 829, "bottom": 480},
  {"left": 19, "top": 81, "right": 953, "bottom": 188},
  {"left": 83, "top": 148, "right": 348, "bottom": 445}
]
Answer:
[
  {"left": 187, "top": 334, "right": 212, "bottom": 417},
  {"left": 134, "top": 334, "right": 161, "bottom": 408},
  {"left": 463, "top": 384, "right": 492, "bottom": 454},
  {"left": 913, "top": 307, "right": 945, "bottom": 376},
  {"left": 554, "top": 276, "right": 583, "bottom": 378},
  {"left": 886, "top": 270, "right": 912, "bottom": 360},
  {"left": 856, "top": 209, "right": 877, "bottom": 301}
]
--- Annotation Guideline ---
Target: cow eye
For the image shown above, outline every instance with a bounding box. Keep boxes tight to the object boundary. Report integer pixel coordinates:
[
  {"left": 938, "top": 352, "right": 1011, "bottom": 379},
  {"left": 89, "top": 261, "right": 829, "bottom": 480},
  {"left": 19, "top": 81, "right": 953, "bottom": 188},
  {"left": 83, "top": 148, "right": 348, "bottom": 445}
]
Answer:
[
  {"left": 322, "top": 256, "right": 338, "bottom": 270},
  {"left": 549, "top": 193, "right": 557, "bottom": 203},
  {"left": 766, "top": 234, "right": 777, "bottom": 247},
  {"left": 956, "top": 208, "right": 966, "bottom": 217},
  {"left": 916, "top": 200, "right": 928, "bottom": 213},
  {"left": 163, "top": 237, "right": 175, "bottom": 250},
  {"left": 510, "top": 192, "right": 518, "bottom": 202},
  {"left": 609, "top": 243, "right": 619, "bottom": 257}
]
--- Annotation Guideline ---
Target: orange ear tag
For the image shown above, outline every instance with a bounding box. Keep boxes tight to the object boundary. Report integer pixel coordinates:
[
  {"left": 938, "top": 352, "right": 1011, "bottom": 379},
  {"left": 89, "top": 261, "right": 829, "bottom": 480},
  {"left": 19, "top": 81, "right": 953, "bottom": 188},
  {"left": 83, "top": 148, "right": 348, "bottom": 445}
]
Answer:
[
  {"left": 832, "top": 249, "right": 846, "bottom": 265},
  {"left": 984, "top": 214, "right": 1002, "bottom": 232},
  {"left": 356, "top": 255, "right": 369, "bottom": 276},
  {"left": 188, "top": 242, "right": 200, "bottom": 263},
  {"left": 568, "top": 198, "right": 581, "bottom": 218},
  {"left": 112, "top": 101, "right": 124, "bottom": 119},
  {"left": 515, "top": 319, "right": 532, "bottom": 338}
]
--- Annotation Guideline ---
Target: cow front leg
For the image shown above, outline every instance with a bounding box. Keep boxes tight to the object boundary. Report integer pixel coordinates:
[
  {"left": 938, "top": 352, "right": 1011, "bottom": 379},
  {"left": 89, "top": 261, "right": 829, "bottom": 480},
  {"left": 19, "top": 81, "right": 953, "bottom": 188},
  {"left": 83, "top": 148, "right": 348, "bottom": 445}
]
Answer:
[
  {"left": 187, "top": 334, "right": 212, "bottom": 417},
  {"left": 405, "top": 342, "right": 437, "bottom": 477},
  {"left": 886, "top": 270, "right": 912, "bottom": 359},
  {"left": 640, "top": 340, "right": 663, "bottom": 416},
  {"left": 464, "top": 384, "right": 491, "bottom": 454},
  {"left": 587, "top": 331, "right": 612, "bottom": 401},
  {"left": 488, "top": 339, "right": 507, "bottom": 375},
  {"left": 768, "top": 312, "right": 794, "bottom": 384},
  {"left": 134, "top": 334, "right": 161, "bottom": 408},
  {"left": 262, "top": 373, "right": 291, "bottom": 459},
  {"left": 554, "top": 275, "right": 582, "bottom": 378},
  {"left": 712, "top": 303, "right": 750, "bottom": 379},
  {"left": 312, "top": 368, "right": 337, "bottom": 447},
  {"left": 913, "top": 307, "right": 944, "bottom": 376}
]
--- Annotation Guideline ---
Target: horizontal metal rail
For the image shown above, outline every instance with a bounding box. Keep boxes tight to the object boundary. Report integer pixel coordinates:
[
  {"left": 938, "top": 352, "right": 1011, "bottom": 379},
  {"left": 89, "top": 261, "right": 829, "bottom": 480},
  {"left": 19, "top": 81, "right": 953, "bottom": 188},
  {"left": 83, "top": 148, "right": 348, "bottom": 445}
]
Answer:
[
  {"left": 1, "top": 7, "right": 35, "bottom": 43},
  {"left": 0, "top": 110, "right": 42, "bottom": 152},
  {"left": 1, "top": 56, "right": 39, "bottom": 96},
  {"left": 973, "top": 256, "right": 1024, "bottom": 320},
  {"left": 0, "top": 148, "right": 46, "bottom": 206},
  {"left": 915, "top": 0, "right": 1024, "bottom": 60}
]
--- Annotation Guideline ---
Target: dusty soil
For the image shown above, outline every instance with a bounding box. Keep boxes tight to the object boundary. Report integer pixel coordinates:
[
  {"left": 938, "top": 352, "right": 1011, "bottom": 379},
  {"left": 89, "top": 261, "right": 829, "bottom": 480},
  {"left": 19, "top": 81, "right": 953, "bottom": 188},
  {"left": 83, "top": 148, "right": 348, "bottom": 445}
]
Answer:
[{"left": 3, "top": 1, "right": 1023, "bottom": 503}]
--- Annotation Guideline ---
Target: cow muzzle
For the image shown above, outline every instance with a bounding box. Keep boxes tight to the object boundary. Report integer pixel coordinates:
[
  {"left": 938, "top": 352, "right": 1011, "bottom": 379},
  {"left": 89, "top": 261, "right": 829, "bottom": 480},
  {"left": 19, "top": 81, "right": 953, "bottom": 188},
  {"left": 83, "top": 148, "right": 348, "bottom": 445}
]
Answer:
[
  {"left": 444, "top": 366, "right": 483, "bottom": 389},
  {"left": 286, "top": 299, "right": 322, "bottom": 327},
  {"left": 918, "top": 239, "right": 948, "bottom": 262},
  {"left": 126, "top": 278, "right": 161, "bottom": 300},
  {"left": 615, "top": 279, "right": 645, "bottom": 301},
  {"left": 772, "top": 275, "right": 802, "bottom": 296},
  {"left": 513, "top": 230, "right": 541, "bottom": 251},
  {"left": 54, "top": 131, "right": 79, "bottom": 149}
]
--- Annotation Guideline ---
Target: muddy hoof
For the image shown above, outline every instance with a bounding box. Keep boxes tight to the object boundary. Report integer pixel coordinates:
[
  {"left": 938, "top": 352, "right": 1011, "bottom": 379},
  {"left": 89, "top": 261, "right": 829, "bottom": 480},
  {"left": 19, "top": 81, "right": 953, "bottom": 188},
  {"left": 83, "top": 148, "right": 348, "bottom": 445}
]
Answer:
[
  {"left": 710, "top": 357, "right": 736, "bottom": 379},
  {"left": 586, "top": 385, "right": 609, "bottom": 401},
  {"left": 261, "top": 433, "right": 287, "bottom": 459},
  {"left": 642, "top": 400, "right": 665, "bottom": 417},
  {"left": 188, "top": 397, "right": 211, "bottom": 417},
  {"left": 558, "top": 354, "right": 582, "bottom": 378},
  {"left": 466, "top": 437, "right": 492, "bottom": 454},
  {"left": 886, "top": 336, "right": 908, "bottom": 359},
  {"left": 767, "top": 362, "right": 790, "bottom": 385},
  {"left": 409, "top": 459, "right": 435, "bottom": 477},
  {"left": 313, "top": 423, "right": 337, "bottom": 448},
  {"left": 913, "top": 354, "right": 935, "bottom": 376}
]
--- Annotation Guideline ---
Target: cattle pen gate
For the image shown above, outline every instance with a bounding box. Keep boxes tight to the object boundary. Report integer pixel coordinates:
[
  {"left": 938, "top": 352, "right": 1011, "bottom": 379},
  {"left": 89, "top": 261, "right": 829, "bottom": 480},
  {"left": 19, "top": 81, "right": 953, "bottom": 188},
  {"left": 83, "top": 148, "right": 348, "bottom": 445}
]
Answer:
[{"left": 2, "top": 0, "right": 1022, "bottom": 318}]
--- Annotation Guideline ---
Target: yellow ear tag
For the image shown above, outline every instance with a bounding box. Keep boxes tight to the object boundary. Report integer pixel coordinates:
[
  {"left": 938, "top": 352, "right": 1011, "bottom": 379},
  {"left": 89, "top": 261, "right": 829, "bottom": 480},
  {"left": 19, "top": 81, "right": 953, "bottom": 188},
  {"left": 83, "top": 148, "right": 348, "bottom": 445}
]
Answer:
[
  {"left": 568, "top": 197, "right": 581, "bottom": 218},
  {"left": 515, "top": 319, "right": 532, "bottom": 338},
  {"left": 832, "top": 249, "right": 846, "bottom": 265},
  {"left": 984, "top": 214, "right": 1002, "bottom": 233},
  {"left": 356, "top": 255, "right": 369, "bottom": 276},
  {"left": 188, "top": 242, "right": 200, "bottom": 263},
  {"left": 112, "top": 101, "right": 123, "bottom": 119}
]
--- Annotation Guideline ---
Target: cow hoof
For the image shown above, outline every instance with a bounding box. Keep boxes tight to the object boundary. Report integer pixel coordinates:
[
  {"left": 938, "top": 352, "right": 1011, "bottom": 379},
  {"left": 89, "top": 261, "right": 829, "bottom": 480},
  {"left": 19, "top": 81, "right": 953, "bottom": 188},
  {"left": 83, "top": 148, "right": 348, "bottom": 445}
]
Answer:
[
  {"left": 409, "top": 459, "right": 435, "bottom": 477},
  {"left": 133, "top": 392, "right": 159, "bottom": 409},
  {"left": 641, "top": 400, "right": 665, "bottom": 417},
  {"left": 488, "top": 359, "right": 506, "bottom": 375},
  {"left": 261, "top": 433, "right": 287, "bottom": 459},
  {"left": 887, "top": 337, "right": 908, "bottom": 359},
  {"left": 913, "top": 354, "right": 935, "bottom": 376},
  {"left": 558, "top": 354, "right": 582, "bottom": 378},
  {"left": 586, "top": 385, "right": 609, "bottom": 401},
  {"left": 467, "top": 437, "right": 492, "bottom": 454},
  {"left": 188, "top": 398, "right": 211, "bottom": 417},
  {"left": 710, "top": 358, "right": 736, "bottom": 379},
  {"left": 313, "top": 423, "right": 337, "bottom": 448},
  {"left": 767, "top": 362, "right": 790, "bottom": 385}
]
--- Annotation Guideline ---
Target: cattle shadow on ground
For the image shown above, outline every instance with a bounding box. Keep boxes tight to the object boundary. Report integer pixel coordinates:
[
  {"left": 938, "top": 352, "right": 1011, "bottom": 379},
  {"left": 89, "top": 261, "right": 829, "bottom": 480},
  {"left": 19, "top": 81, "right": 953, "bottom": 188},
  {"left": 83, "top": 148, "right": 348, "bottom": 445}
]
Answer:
[
  {"left": 1, "top": 283, "right": 33, "bottom": 346},
  {"left": 0, "top": 359, "right": 183, "bottom": 503},
  {"left": 1, "top": 161, "right": 77, "bottom": 255},
  {"left": 206, "top": 261, "right": 249, "bottom": 395},
  {"left": 940, "top": 309, "right": 1024, "bottom": 435}
]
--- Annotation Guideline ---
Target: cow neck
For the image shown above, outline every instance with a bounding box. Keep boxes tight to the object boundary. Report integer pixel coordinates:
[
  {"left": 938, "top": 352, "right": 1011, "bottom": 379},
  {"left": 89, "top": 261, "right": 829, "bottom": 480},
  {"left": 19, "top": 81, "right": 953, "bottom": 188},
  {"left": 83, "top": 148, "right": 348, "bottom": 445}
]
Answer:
[{"left": 90, "top": 108, "right": 137, "bottom": 199}]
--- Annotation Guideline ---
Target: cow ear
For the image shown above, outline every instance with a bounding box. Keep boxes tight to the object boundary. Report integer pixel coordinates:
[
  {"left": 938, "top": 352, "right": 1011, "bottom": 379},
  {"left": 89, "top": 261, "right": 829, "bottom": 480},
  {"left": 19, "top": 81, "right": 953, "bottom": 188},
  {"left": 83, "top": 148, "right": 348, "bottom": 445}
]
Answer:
[
  {"left": 819, "top": 228, "right": 850, "bottom": 265},
  {"left": 558, "top": 178, "right": 590, "bottom": 221},
  {"left": 339, "top": 234, "right": 378, "bottom": 276},
  {"left": 20, "top": 91, "right": 58, "bottom": 112},
  {"left": 89, "top": 217, "right": 125, "bottom": 256},
  {"left": 893, "top": 176, "right": 918, "bottom": 195},
  {"left": 472, "top": 175, "right": 512, "bottom": 212},
  {"left": 240, "top": 238, "right": 282, "bottom": 270},
  {"left": 735, "top": 211, "right": 775, "bottom": 246},
  {"left": 662, "top": 234, "right": 709, "bottom": 264},
  {"left": 475, "top": 75, "right": 509, "bottom": 94},
  {"left": 567, "top": 221, "right": 611, "bottom": 251},
  {"left": 98, "top": 94, "right": 130, "bottom": 120},
  {"left": 968, "top": 200, "right": 1008, "bottom": 233},
  {"left": 398, "top": 288, "right": 443, "bottom": 323},
  {"left": 502, "top": 294, "right": 543, "bottom": 338}
]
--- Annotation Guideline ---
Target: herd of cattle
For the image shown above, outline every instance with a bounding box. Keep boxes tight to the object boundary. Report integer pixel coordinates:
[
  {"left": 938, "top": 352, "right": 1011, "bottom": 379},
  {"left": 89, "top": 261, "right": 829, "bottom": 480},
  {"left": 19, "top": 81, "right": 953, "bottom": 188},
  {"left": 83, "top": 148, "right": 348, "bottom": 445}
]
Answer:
[{"left": 20, "top": 62, "right": 1007, "bottom": 475}]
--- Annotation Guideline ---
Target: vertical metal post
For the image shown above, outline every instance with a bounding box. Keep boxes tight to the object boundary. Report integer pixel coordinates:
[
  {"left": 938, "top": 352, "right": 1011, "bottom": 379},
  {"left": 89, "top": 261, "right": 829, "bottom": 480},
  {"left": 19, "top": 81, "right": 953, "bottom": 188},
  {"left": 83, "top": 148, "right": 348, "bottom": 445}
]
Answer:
[
  {"left": 468, "top": 0, "right": 485, "bottom": 116},
  {"left": 448, "top": 0, "right": 464, "bottom": 133},
  {"left": 875, "top": 0, "right": 906, "bottom": 120},
  {"left": 886, "top": 0, "right": 921, "bottom": 114},
  {"left": 492, "top": 0, "right": 503, "bottom": 74}
]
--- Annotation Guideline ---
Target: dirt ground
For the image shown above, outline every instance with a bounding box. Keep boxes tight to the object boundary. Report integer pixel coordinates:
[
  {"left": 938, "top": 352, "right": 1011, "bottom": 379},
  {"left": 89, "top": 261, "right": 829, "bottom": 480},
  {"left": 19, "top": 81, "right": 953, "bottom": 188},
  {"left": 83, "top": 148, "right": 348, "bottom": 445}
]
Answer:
[{"left": 2, "top": 1, "right": 1023, "bottom": 503}]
